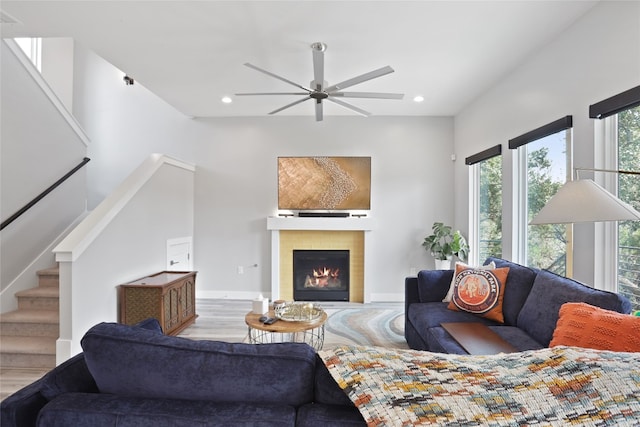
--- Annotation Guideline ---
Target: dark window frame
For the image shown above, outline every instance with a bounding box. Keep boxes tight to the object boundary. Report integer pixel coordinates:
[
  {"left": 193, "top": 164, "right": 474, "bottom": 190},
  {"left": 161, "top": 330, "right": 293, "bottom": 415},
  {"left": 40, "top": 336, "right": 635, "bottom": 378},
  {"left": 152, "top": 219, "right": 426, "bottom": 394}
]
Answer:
[
  {"left": 508, "top": 116, "right": 573, "bottom": 150},
  {"left": 465, "top": 144, "right": 502, "bottom": 165},
  {"left": 589, "top": 85, "right": 640, "bottom": 119}
]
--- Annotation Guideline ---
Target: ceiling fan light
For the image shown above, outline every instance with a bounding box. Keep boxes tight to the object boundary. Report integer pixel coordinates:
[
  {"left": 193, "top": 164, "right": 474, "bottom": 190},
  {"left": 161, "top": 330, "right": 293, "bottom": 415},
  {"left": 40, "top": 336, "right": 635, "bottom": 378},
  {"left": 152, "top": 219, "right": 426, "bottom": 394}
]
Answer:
[
  {"left": 221, "top": 96, "right": 232, "bottom": 104},
  {"left": 413, "top": 95, "right": 424, "bottom": 103},
  {"left": 239, "top": 43, "right": 401, "bottom": 121}
]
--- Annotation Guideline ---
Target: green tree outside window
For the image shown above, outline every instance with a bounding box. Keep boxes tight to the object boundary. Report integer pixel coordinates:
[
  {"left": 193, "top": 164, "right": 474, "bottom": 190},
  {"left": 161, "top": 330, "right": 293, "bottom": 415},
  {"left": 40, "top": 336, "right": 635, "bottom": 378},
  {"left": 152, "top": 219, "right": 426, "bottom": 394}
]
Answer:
[{"left": 618, "top": 106, "right": 640, "bottom": 310}]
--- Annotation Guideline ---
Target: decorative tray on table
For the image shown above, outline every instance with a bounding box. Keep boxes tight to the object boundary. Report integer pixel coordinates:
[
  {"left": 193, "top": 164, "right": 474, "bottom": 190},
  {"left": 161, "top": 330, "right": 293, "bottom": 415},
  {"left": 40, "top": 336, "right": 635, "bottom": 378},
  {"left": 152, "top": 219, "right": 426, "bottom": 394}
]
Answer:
[{"left": 274, "top": 302, "right": 324, "bottom": 322}]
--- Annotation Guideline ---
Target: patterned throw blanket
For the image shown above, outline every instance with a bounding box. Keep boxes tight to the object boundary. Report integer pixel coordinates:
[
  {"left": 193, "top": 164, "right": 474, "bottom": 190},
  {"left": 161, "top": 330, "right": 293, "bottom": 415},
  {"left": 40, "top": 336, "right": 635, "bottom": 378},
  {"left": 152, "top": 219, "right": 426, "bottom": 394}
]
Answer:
[{"left": 319, "top": 345, "right": 640, "bottom": 426}]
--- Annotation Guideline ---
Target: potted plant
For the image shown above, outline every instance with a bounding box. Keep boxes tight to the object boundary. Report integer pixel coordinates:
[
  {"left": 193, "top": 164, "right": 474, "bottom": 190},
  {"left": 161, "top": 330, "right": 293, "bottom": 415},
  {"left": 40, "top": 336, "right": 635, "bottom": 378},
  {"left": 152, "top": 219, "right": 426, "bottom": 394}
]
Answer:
[{"left": 422, "top": 222, "right": 469, "bottom": 269}]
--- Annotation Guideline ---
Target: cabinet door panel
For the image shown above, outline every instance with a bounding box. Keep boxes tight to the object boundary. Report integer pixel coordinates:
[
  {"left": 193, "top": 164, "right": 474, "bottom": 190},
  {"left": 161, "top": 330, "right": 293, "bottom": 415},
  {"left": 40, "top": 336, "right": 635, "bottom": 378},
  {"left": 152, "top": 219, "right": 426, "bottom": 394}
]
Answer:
[
  {"left": 182, "top": 278, "right": 196, "bottom": 320},
  {"left": 164, "top": 287, "right": 181, "bottom": 332},
  {"left": 122, "top": 288, "right": 162, "bottom": 325}
]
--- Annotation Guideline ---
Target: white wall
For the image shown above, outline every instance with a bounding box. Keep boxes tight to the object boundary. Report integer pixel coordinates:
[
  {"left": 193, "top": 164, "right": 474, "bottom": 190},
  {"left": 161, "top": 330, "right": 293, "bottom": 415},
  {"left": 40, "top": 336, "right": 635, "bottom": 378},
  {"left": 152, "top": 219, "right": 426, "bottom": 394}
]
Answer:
[
  {"left": 72, "top": 44, "right": 455, "bottom": 301},
  {"left": 72, "top": 44, "right": 194, "bottom": 209},
  {"left": 41, "top": 38, "right": 75, "bottom": 112},
  {"left": 55, "top": 157, "right": 194, "bottom": 359},
  {"left": 454, "top": 1, "right": 640, "bottom": 286},
  {"left": 0, "top": 40, "right": 87, "bottom": 304},
  {"left": 190, "top": 116, "right": 454, "bottom": 300}
]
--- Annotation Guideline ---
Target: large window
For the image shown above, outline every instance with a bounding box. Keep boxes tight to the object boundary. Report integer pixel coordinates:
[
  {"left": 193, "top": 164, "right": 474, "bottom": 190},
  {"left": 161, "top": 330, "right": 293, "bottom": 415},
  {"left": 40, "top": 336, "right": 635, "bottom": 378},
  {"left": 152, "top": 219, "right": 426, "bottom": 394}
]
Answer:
[
  {"left": 591, "top": 86, "right": 640, "bottom": 310},
  {"left": 510, "top": 117, "right": 572, "bottom": 275},
  {"left": 479, "top": 155, "right": 503, "bottom": 261},
  {"left": 617, "top": 106, "right": 640, "bottom": 309},
  {"left": 467, "top": 145, "right": 502, "bottom": 264}
]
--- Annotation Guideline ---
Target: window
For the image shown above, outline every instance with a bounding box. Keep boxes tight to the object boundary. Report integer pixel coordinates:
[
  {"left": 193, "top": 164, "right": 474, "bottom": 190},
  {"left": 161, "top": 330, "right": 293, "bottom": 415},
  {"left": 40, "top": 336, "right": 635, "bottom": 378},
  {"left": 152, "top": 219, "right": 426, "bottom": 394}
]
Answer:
[
  {"left": 591, "top": 86, "right": 640, "bottom": 310},
  {"left": 510, "top": 117, "right": 572, "bottom": 275},
  {"left": 467, "top": 145, "right": 502, "bottom": 264},
  {"left": 617, "top": 106, "right": 640, "bottom": 310},
  {"left": 14, "top": 37, "right": 41, "bottom": 71}
]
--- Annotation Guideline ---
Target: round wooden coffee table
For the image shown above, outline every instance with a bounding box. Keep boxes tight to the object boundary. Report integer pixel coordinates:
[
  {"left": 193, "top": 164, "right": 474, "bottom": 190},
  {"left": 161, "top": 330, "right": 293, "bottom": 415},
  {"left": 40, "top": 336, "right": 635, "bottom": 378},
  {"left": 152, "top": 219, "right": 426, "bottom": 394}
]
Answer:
[{"left": 245, "top": 309, "right": 328, "bottom": 350}]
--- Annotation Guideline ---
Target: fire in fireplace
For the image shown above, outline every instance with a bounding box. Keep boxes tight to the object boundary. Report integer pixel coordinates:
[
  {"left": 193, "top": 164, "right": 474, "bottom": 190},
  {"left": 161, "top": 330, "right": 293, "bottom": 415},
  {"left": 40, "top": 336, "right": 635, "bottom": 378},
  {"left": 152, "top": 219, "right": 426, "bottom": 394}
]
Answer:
[{"left": 293, "top": 249, "right": 349, "bottom": 301}]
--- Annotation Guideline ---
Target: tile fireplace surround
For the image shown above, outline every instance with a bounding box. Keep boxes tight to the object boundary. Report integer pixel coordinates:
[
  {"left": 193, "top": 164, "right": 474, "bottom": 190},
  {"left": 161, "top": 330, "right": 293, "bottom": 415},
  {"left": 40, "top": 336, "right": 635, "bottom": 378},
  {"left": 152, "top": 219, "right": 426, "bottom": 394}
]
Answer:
[{"left": 267, "top": 216, "right": 374, "bottom": 303}]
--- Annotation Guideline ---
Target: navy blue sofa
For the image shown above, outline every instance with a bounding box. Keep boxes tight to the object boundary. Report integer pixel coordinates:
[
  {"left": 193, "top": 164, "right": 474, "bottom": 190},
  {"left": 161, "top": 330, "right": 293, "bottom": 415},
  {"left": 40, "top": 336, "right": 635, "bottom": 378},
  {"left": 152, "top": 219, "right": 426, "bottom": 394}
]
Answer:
[
  {"left": 405, "top": 257, "right": 632, "bottom": 353},
  {"left": 1, "top": 320, "right": 364, "bottom": 427}
]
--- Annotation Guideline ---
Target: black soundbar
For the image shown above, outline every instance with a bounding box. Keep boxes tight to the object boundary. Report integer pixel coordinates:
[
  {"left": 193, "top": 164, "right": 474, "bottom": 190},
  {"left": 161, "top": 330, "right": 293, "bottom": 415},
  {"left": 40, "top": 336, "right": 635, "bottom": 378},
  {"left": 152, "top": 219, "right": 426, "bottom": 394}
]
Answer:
[{"left": 298, "top": 212, "right": 351, "bottom": 218}]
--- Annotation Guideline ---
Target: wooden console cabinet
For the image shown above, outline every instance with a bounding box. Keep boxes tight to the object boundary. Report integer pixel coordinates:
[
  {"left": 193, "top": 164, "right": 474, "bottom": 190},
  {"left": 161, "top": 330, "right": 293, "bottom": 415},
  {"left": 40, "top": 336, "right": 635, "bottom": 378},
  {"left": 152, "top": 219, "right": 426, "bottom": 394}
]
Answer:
[{"left": 118, "top": 271, "right": 197, "bottom": 336}]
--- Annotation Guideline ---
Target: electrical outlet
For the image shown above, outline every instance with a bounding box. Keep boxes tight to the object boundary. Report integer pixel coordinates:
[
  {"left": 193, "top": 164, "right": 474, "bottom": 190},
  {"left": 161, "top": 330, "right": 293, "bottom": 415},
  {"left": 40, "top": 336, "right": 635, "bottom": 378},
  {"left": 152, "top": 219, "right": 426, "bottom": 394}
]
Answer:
[
  {"left": 410, "top": 267, "right": 418, "bottom": 276},
  {"left": 237, "top": 266, "right": 244, "bottom": 274}
]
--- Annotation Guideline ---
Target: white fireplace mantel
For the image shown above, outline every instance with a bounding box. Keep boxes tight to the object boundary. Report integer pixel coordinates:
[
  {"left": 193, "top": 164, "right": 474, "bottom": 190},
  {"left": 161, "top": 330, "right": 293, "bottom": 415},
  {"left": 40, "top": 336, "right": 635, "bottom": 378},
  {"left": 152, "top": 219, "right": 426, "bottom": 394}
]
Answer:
[
  {"left": 267, "top": 216, "right": 375, "bottom": 302},
  {"left": 267, "top": 216, "right": 375, "bottom": 231}
]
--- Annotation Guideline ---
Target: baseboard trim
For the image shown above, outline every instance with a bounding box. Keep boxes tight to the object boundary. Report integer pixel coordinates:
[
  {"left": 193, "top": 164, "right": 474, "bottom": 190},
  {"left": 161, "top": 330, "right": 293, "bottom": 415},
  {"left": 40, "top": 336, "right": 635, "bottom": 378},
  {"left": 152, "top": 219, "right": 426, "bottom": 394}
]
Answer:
[
  {"left": 369, "top": 292, "right": 404, "bottom": 302},
  {"left": 196, "top": 290, "right": 404, "bottom": 303},
  {"left": 196, "top": 290, "right": 272, "bottom": 300}
]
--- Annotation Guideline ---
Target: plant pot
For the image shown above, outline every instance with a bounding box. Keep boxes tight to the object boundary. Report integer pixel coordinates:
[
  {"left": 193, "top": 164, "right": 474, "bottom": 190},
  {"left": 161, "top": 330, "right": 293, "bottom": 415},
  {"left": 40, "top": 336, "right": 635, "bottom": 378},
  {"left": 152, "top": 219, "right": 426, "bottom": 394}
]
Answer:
[{"left": 434, "top": 258, "right": 452, "bottom": 270}]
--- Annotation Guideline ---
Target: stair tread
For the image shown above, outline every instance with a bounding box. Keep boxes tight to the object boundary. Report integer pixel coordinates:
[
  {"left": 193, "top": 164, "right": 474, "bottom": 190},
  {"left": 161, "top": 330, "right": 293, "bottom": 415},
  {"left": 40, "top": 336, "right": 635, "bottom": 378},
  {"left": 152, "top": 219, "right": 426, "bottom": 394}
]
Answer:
[
  {"left": 0, "top": 336, "right": 56, "bottom": 354},
  {"left": 15, "top": 287, "right": 59, "bottom": 298},
  {"left": 0, "top": 310, "right": 59, "bottom": 323},
  {"left": 37, "top": 267, "right": 59, "bottom": 276}
]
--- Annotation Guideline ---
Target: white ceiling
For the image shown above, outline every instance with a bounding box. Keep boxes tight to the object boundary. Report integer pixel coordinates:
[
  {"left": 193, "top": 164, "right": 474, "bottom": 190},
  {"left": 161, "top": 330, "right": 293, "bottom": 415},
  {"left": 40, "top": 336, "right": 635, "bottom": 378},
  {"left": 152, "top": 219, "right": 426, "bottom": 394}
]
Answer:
[{"left": 1, "top": 1, "right": 599, "bottom": 118}]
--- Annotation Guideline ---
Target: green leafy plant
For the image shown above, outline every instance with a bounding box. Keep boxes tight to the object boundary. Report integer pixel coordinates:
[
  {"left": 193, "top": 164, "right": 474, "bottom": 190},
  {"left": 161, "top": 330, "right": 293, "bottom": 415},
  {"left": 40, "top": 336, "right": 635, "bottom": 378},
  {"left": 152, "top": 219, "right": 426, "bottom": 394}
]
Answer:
[{"left": 422, "top": 222, "right": 469, "bottom": 262}]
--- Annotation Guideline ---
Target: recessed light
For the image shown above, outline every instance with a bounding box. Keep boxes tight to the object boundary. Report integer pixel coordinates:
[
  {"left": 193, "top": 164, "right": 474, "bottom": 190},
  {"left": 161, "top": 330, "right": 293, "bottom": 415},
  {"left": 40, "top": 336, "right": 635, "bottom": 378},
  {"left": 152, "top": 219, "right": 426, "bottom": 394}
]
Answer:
[
  {"left": 221, "top": 96, "right": 232, "bottom": 104},
  {"left": 413, "top": 95, "right": 424, "bottom": 103}
]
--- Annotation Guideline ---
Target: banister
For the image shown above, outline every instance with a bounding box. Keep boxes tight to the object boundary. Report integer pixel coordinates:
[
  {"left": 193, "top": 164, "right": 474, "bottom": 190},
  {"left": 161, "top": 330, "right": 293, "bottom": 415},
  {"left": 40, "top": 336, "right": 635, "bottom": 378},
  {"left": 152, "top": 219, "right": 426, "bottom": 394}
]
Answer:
[{"left": 1, "top": 157, "right": 90, "bottom": 231}]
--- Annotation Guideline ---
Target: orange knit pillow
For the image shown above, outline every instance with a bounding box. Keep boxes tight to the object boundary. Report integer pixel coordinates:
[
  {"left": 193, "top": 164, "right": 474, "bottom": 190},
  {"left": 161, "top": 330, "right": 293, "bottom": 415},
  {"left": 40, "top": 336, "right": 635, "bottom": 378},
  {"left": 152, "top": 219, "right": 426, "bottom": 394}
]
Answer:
[
  {"left": 447, "top": 265, "right": 510, "bottom": 323},
  {"left": 550, "top": 302, "right": 640, "bottom": 352}
]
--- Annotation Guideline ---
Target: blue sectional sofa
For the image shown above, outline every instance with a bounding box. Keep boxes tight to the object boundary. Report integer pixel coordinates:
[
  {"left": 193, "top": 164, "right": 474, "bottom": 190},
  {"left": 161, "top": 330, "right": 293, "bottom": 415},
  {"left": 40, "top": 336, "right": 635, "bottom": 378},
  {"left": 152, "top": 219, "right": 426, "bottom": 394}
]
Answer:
[
  {"left": 1, "top": 319, "right": 365, "bottom": 427},
  {"left": 405, "top": 257, "right": 632, "bottom": 353}
]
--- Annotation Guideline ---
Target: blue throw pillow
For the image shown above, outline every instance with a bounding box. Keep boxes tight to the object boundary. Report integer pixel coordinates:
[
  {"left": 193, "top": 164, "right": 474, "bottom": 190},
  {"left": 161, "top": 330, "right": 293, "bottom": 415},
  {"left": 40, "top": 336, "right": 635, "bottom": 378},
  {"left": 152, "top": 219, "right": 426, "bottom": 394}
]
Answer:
[
  {"left": 417, "top": 269, "right": 454, "bottom": 302},
  {"left": 517, "top": 270, "right": 631, "bottom": 346},
  {"left": 132, "top": 317, "right": 163, "bottom": 333},
  {"left": 484, "top": 257, "right": 538, "bottom": 325}
]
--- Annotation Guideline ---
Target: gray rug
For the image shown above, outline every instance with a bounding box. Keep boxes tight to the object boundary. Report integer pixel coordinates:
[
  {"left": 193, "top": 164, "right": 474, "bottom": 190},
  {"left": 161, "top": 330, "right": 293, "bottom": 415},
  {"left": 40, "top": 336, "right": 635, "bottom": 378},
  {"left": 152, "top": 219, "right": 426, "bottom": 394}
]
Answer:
[
  {"left": 179, "top": 299, "right": 408, "bottom": 350},
  {"left": 323, "top": 307, "right": 408, "bottom": 349}
]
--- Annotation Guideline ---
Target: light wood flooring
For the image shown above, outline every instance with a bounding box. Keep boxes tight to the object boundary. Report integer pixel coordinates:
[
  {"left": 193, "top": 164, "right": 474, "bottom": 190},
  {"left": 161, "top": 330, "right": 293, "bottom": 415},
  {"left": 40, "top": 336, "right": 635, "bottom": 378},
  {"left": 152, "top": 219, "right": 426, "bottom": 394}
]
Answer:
[{"left": 1, "top": 299, "right": 404, "bottom": 401}]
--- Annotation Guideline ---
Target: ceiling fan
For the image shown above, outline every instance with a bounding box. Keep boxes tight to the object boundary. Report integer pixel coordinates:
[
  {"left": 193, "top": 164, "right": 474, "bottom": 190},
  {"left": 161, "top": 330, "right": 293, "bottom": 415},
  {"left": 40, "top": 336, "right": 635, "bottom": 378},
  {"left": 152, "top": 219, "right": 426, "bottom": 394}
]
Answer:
[{"left": 236, "top": 42, "right": 404, "bottom": 121}]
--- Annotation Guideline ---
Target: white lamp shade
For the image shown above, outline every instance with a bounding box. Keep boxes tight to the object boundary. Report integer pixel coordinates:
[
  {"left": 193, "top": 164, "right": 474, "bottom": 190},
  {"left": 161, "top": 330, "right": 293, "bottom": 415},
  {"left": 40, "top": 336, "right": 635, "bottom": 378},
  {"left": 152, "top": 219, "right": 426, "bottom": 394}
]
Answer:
[{"left": 530, "top": 179, "right": 640, "bottom": 224}]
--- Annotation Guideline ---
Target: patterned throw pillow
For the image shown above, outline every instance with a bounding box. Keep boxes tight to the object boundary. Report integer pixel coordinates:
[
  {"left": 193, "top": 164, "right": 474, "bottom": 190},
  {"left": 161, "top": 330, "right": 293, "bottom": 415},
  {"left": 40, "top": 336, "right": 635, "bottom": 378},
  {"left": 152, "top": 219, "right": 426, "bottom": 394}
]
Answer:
[
  {"left": 550, "top": 302, "right": 640, "bottom": 352},
  {"left": 443, "top": 261, "right": 496, "bottom": 302},
  {"left": 447, "top": 265, "right": 510, "bottom": 323}
]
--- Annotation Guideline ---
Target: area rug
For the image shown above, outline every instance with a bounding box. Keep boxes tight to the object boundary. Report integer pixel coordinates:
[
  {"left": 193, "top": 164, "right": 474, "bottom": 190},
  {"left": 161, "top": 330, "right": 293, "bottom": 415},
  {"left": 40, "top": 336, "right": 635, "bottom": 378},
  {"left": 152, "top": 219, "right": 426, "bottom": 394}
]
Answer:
[
  {"left": 323, "top": 307, "right": 408, "bottom": 349},
  {"left": 179, "top": 300, "right": 408, "bottom": 350}
]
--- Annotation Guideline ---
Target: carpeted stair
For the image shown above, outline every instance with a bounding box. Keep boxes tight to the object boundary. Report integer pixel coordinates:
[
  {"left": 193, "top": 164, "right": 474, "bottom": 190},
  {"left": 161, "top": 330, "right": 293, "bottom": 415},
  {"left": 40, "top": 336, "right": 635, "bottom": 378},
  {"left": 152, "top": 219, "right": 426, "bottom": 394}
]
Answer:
[{"left": 0, "top": 267, "right": 59, "bottom": 369}]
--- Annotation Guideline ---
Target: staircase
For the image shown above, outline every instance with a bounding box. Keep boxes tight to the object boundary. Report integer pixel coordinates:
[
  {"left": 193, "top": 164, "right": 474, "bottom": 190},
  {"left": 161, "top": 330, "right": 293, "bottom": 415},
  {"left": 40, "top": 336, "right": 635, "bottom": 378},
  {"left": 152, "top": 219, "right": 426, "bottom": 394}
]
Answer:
[{"left": 0, "top": 267, "right": 59, "bottom": 369}]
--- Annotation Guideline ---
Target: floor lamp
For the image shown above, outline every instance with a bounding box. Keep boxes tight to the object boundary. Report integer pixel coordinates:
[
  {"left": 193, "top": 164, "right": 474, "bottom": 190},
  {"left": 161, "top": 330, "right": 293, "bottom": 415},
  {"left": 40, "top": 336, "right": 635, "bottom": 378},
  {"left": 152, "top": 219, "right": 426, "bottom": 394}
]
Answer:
[
  {"left": 530, "top": 168, "right": 640, "bottom": 279},
  {"left": 530, "top": 168, "right": 640, "bottom": 224}
]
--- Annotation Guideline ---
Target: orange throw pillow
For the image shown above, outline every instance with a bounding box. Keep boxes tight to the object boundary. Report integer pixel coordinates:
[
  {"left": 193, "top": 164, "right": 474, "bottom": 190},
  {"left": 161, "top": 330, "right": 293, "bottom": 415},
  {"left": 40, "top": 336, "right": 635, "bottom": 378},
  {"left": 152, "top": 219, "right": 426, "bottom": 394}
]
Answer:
[
  {"left": 550, "top": 302, "right": 640, "bottom": 352},
  {"left": 447, "top": 265, "right": 510, "bottom": 323}
]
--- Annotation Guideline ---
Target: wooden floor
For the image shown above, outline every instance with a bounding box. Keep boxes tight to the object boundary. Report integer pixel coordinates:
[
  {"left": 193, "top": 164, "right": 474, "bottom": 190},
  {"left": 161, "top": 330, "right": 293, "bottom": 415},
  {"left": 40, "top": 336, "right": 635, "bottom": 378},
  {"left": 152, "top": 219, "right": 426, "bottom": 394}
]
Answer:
[{"left": 1, "top": 299, "right": 403, "bottom": 401}]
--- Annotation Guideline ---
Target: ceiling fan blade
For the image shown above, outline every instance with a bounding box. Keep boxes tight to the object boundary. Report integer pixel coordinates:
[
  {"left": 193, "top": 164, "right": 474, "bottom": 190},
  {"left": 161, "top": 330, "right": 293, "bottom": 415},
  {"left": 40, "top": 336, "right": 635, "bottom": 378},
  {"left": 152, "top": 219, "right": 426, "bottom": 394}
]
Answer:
[
  {"left": 331, "top": 92, "right": 404, "bottom": 100},
  {"left": 326, "top": 97, "right": 371, "bottom": 117},
  {"left": 315, "top": 100, "right": 323, "bottom": 122},
  {"left": 268, "top": 97, "right": 312, "bottom": 115},
  {"left": 311, "top": 44, "right": 325, "bottom": 90},
  {"left": 244, "top": 63, "right": 311, "bottom": 92},
  {"left": 324, "top": 66, "right": 395, "bottom": 93},
  {"left": 235, "top": 92, "right": 309, "bottom": 96}
]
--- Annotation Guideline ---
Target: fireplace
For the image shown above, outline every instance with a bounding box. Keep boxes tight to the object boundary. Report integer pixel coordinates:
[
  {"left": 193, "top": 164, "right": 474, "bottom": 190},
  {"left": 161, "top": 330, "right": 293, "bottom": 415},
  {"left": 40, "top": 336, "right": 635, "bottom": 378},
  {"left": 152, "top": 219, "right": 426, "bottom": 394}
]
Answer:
[{"left": 293, "top": 250, "right": 349, "bottom": 301}]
